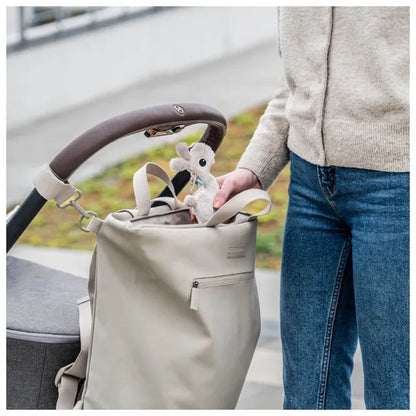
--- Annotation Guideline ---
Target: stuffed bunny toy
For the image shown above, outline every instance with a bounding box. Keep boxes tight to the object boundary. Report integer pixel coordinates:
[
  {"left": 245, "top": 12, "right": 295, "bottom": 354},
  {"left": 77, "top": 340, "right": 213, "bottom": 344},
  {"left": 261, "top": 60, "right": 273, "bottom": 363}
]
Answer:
[{"left": 169, "top": 142, "right": 219, "bottom": 223}]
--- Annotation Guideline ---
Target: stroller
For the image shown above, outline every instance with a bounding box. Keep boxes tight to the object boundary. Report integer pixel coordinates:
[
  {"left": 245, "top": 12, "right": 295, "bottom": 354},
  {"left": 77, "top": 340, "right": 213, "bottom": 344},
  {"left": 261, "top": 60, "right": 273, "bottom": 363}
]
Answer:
[{"left": 6, "top": 103, "right": 228, "bottom": 409}]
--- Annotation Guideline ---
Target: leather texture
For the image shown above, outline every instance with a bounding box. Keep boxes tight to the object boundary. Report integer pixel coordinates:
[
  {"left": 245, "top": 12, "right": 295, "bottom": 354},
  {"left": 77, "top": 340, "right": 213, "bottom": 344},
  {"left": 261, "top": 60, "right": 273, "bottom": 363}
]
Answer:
[
  {"left": 58, "top": 162, "right": 271, "bottom": 409},
  {"left": 49, "top": 103, "right": 226, "bottom": 180},
  {"left": 82, "top": 213, "right": 261, "bottom": 409}
]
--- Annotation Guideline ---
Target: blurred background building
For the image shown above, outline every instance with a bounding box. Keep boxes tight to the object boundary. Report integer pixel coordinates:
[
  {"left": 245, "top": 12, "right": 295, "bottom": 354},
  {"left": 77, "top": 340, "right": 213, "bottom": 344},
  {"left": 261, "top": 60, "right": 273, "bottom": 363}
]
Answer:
[
  {"left": 7, "top": 6, "right": 283, "bottom": 204},
  {"left": 7, "top": 6, "right": 278, "bottom": 130}
]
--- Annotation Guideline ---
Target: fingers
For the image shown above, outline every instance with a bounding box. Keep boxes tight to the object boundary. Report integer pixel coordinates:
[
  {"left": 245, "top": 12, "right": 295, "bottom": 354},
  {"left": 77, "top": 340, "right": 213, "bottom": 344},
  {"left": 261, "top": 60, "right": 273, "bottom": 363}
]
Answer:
[
  {"left": 216, "top": 175, "right": 226, "bottom": 188},
  {"left": 190, "top": 211, "right": 197, "bottom": 224},
  {"left": 214, "top": 177, "right": 236, "bottom": 209},
  {"left": 213, "top": 169, "right": 262, "bottom": 210}
]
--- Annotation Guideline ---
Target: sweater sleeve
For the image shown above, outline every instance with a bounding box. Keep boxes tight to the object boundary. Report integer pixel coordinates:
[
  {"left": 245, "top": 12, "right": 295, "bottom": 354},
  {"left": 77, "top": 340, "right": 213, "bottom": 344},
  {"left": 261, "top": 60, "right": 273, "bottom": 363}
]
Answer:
[{"left": 237, "top": 84, "right": 290, "bottom": 190}]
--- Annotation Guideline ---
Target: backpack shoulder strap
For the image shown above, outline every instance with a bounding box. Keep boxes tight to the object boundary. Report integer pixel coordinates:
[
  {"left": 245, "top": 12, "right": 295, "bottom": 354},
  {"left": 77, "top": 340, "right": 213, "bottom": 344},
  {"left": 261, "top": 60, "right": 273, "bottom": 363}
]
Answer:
[{"left": 55, "top": 296, "right": 91, "bottom": 409}]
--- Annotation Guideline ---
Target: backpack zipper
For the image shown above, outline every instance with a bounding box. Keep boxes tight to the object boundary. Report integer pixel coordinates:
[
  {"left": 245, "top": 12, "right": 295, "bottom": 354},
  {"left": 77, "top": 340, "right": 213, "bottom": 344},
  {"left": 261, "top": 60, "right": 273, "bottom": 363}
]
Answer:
[{"left": 190, "top": 272, "right": 254, "bottom": 311}]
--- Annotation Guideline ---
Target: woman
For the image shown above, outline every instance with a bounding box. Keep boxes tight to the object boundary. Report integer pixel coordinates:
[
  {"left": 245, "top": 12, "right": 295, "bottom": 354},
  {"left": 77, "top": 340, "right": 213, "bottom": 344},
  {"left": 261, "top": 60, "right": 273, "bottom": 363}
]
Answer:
[{"left": 214, "top": 7, "right": 409, "bottom": 409}]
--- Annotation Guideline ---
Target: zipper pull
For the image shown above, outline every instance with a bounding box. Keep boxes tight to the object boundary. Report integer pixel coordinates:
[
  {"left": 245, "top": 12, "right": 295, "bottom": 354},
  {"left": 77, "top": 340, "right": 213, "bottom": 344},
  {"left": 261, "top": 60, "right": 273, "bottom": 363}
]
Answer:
[{"left": 190, "top": 281, "right": 200, "bottom": 310}]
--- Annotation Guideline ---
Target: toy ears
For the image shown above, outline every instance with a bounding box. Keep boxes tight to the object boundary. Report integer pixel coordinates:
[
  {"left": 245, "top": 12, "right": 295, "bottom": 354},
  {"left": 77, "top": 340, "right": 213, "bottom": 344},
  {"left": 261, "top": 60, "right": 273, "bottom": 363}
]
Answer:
[
  {"left": 170, "top": 158, "right": 188, "bottom": 172},
  {"left": 176, "top": 142, "right": 191, "bottom": 161},
  {"left": 169, "top": 142, "right": 192, "bottom": 172}
]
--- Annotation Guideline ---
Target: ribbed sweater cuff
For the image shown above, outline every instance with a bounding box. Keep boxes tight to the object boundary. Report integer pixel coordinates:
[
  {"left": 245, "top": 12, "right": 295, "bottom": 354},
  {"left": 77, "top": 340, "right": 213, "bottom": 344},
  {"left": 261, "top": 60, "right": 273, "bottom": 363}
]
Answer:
[{"left": 237, "top": 145, "right": 289, "bottom": 190}]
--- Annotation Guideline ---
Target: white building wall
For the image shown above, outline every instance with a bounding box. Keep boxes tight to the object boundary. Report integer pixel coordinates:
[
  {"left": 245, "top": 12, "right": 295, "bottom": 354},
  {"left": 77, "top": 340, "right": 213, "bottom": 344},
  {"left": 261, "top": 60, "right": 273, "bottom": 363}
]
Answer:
[
  {"left": 7, "top": 7, "right": 278, "bottom": 130},
  {"left": 7, "top": 7, "right": 19, "bottom": 35}
]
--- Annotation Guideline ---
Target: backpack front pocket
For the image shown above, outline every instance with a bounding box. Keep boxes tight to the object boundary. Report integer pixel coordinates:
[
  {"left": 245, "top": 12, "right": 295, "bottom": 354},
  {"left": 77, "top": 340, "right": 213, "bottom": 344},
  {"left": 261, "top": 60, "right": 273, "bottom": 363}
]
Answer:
[
  {"left": 189, "top": 272, "right": 254, "bottom": 311},
  {"left": 186, "top": 269, "right": 260, "bottom": 407}
]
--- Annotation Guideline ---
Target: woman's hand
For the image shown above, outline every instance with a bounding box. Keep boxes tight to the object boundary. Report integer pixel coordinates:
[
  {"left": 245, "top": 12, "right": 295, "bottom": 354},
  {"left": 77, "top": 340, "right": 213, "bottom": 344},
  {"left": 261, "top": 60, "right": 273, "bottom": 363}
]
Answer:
[{"left": 213, "top": 168, "right": 262, "bottom": 210}]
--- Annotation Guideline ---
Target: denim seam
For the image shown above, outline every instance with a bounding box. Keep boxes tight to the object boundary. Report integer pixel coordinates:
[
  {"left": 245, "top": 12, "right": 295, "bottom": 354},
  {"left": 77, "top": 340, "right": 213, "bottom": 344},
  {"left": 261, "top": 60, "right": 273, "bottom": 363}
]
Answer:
[
  {"left": 317, "top": 166, "right": 343, "bottom": 219},
  {"left": 316, "top": 238, "right": 352, "bottom": 409}
]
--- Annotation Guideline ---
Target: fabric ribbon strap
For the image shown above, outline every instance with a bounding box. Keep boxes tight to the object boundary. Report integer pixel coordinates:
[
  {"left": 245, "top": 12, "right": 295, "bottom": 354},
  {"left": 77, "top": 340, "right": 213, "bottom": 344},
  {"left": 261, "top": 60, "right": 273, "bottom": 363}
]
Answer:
[
  {"left": 33, "top": 163, "right": 79, "bottom": 204},
  {"left": 205, "top": 189, "right": 272, "bottom": 227},
  {"left": 133, "top": 162, "right": 182, "bottom": 216},
  {"left": 55, "top": 296, "right": 91, "bottom": 409}
]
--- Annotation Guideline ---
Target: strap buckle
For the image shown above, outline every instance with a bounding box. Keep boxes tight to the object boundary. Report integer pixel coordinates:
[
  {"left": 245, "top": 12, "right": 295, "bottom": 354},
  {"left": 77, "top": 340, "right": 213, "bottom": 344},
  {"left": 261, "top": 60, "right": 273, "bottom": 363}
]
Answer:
[
  {"left": 56, "top": 189, "right": 99, "bottom": 233},
  {"left": 56, "top": 189, "right": 82, "bottom": 209},
  {"left": 78, "top": 211, "right": 98, "bottom": 233}
]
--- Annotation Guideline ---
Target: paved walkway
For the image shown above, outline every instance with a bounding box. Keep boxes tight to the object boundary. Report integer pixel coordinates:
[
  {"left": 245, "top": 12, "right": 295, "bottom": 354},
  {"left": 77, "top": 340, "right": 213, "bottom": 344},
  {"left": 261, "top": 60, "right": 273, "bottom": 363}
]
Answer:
[{"left": 7, "top": 41, "right": 365, "bottom": 409}]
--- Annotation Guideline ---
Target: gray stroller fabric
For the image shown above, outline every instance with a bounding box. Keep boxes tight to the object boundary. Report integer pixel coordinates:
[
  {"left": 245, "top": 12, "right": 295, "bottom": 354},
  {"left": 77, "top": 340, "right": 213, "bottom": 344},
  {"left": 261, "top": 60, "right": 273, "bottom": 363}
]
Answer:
[{"left": 7, "top": 256, "right": 88, "bottom": 409}]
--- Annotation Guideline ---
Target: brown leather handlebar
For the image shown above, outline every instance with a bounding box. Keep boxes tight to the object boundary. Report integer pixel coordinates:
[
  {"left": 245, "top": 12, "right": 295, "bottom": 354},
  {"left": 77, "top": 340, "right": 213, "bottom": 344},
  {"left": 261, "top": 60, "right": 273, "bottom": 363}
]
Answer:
[{"left": 49, "top": 103, "right": 227, "bottom": 180}]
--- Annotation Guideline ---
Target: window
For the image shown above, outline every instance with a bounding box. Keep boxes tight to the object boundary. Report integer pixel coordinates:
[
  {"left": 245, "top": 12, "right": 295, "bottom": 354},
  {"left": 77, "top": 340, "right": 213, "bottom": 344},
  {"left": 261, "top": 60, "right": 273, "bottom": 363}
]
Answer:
[{"left": 7, "top": 6, "right": 162, "bottom": 53}]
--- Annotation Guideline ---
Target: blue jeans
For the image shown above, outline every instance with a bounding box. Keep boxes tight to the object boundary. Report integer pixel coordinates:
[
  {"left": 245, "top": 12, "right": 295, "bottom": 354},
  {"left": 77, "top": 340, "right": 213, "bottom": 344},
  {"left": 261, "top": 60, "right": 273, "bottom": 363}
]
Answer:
[{"left": 280, "top": 151, "right": 409, "bottom": 409}]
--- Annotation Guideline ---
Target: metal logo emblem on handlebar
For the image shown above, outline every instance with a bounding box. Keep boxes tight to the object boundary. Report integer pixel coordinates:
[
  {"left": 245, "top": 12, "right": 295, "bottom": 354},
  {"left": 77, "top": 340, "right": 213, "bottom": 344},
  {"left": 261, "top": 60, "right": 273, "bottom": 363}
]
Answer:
[{"left": 173, "top": 105, "right": 185, "bottom": 116}]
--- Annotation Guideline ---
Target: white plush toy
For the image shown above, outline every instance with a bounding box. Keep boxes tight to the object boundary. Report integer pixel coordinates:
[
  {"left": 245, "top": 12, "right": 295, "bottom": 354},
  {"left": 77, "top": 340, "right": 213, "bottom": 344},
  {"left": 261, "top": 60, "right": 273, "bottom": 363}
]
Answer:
[{"left": 169, "top": 142, "right": 219, "bottom": 223}]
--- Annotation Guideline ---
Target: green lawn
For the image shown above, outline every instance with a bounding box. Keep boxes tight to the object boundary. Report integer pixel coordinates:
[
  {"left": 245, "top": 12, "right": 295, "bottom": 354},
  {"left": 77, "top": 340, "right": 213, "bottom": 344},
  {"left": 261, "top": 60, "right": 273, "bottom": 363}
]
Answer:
[{"left": 14, "top": 104, "right": 290, "bottom": 269}]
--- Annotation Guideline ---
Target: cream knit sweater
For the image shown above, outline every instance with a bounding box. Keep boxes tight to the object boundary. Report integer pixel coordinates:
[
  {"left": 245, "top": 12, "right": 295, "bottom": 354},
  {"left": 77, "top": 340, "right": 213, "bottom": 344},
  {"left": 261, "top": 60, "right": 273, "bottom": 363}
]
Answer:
[{"left": 237, "top": 7, "right": 409, "bottom": 190}]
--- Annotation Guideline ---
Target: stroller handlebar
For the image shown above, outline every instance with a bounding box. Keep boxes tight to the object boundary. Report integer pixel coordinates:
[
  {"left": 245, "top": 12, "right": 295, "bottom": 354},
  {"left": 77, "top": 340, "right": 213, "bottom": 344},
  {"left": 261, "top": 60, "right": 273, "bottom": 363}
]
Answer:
[
  {"left": 49, "top": 103, "right": 227, "bottom": 180},
  {"left": 7, "top": 103, "right": 227, "bottom": 252}
]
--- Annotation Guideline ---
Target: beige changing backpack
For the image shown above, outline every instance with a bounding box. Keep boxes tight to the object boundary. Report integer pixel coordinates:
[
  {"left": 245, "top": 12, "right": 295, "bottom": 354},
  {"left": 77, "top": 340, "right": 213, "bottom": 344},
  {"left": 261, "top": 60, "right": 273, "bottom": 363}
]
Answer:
[{"left": 54, "top": 161, "right": 271, "bottom": 409}]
